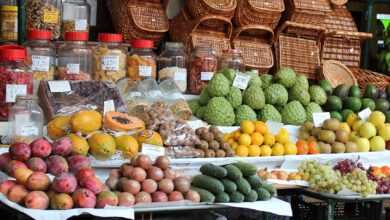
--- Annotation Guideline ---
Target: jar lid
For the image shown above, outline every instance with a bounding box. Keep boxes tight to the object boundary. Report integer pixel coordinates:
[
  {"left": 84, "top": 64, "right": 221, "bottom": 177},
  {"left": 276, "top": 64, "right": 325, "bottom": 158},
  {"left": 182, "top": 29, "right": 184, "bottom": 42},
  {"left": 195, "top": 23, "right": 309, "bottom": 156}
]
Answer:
[
  {"left": 98, "top": 33, "right": 123, "bottom": 43},
  {"left": 165, "top": 42, "right": 184, "bottom": 49},
  {"left": 27, "top": 29, "right": 52, "bottom": 40},
  {"left": 0, "top": 45, "right": 26, "bottom": 61},
  {"left": 131, "top": 39, "right": 154, "bottom": 48},
  {"left": 64, "top": 32, "right": 89, "bottom": 41}
]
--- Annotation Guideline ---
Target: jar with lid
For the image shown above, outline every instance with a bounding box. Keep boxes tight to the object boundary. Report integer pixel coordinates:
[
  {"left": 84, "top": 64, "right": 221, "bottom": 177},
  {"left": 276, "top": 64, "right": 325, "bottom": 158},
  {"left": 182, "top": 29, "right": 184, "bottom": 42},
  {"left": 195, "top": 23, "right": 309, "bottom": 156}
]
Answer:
[
  {"left": 157, "top": 42, "right": 187, "bottom": 93},
  {"left": 8, "top": 95, "right": 43, "bottom": 144},
  {"left": 218, "top": 49, "right": 244, "bottom": 72},
  {"left": 26, "top": 0, "right": 62, "bottom": 40},
  {"left": 188, "top": 46, "right": 218, "bottom": 94},
  {"left": 93, "top": 33, "right": 127, "bottom": 82},
  {"left": 128, "top": 39, "right": 157, "bottom": 81},
  {"left": 0, "top": 45, "right": 33, "bottom": 121},
  {"left": 57, "top": 31, "right": 92, "bottom": 80},
  {"left": 25, "top": 29, "right": 56, "bottom": 81},
  {"left": 62, "top": 0, "right": 90, "bottom": 39},
  {"left": 0, "top": 0, "right": 17, "bottom": 42}
]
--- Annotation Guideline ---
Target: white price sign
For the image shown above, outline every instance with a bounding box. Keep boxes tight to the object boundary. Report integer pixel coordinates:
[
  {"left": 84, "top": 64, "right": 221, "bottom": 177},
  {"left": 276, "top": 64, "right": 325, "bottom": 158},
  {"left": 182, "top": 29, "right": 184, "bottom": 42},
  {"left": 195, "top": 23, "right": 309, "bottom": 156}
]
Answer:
[
  {"left": 6, "top": 84, "right": 27, "bottom": 103},
  {"left": 201, "top": 72, "right": 213, "bottom": 81},
  {"left": 102, "top": 55, "right": 119, "bottom": 71},
  {"left": 67, "top": 63, "right": 80, "bottom": 74},
  {"left": 31, "top": 55, "right": 50, "bottom": 72},
  {"left": 233, "top": 73, "right": 251, "bottom": 90},
  {"left": 75, "top": 19, "right": 88, "bottom": 31},
  {"left": 266, "top": 121, "right": 284, "bottom": 135},
  {"left": 139, "top": 65, "right": 152, "bottom": 77},
  {"left": 48, "top": 80, "right": 71, "bottom": 93},
  {"left": 103, "top": 100, "right": 115, "bottom": 115},
  {"left": 142, "top": 144, "right": 165, "bottom": 160},
  {"left": 359, "top": 108, "right": 372, "bottom": 121},
  {"left": 313, "top": 112, "right": 331, "bottom": 127}
]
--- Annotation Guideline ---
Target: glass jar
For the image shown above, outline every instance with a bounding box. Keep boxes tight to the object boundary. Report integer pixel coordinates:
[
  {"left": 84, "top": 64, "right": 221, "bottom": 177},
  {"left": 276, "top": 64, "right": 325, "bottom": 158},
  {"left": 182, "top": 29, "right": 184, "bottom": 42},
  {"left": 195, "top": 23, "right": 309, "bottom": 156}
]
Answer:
[
  {"left": 57, "top": 31, "right": 92, "bottom": 80},
  {"left": 62, "top": 0, "right": 90, "bottom": 39},
  {"left": 8, "top": 95, "right": 43, "bottom": 144},
  {"left": 157, "top": 42, "right": 187, "bottom": 93},
  {"left": 218, "top": 49, "right": 244, "bottom": 72},
  {"left": 25, "top": 29, "right": 56, "bottom": 81},
  {"left": 128, "top": 39, "right": 157, "bottom": 81},
  {"left": 188, "top": 46, "right": 218, "bottom": 94},
  {"left": 26, "top": 0, "right": 61, "bottom": 40},
  {"left": 0, "top": 45, "right": 33, "bottom": 121},
  {"left": 93, "top": 33, "right": 127, "bottom": 82},
  {"left": 0, "top": 0, "right": 17, "bottom": 42}
]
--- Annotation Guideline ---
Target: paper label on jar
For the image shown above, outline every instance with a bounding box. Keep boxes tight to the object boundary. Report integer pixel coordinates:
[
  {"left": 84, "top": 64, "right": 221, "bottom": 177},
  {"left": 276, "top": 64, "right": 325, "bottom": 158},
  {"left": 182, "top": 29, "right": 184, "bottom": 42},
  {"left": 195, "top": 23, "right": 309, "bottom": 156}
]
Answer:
[
  {"left": 67, "top": 63, "right": 80, "bottom": 74},
  {"left": 43, "top": 9, "right": 59, "bottom": 24},
  {"left": 48, "top": 80, "right": 71, "bottom": 93},
  {"left": 6, "top": 84, "right": 27, "bottom": 103},
  {"left": 174, "top": 68, "right": 187, "bottom": 81},
  {"left": 75, "top": 19, "right": 88, "bottom": 31},
  {"left": 201, "top": 72, "right": 214, "bottom": 81},
  {"left": 139, "top": 65, "right": 152, "bottom": 77},
  {"left": 102, "top": 55, "right": 119, "bottom": 71},
  {"left": 233, "top": 73, "right": 251, "bottom": 90},
  {"left": 141, "top": 144, "right": 165, "bottom": 160},
  {"left": 18, "top": 123, "right": 39, "bottom": 136},
  {"left": 31, "top": 55, "right": 50, "bottom": 72},
  {"left": 103, "top": 100, "right": 115, "bottom": 115}
]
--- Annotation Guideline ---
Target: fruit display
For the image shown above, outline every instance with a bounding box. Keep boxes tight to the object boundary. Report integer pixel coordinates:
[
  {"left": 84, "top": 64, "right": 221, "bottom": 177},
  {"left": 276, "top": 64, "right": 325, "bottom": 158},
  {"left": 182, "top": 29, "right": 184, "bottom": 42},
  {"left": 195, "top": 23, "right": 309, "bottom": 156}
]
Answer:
[
  {"left": 194, "top": 127, "right": 235, "bottom": 158},
  {"left": 298, "top": 111, "right": 390, "bottom": 153},
  {"left": 104, "top": 154, "right": 200, "bottom": 204},
  {"left": 191, "top": 162, "right": 276, "bottom": 203},
  {"left": 189, "top": 68, "right": 327, "bottom": 126},
  {"left": 224, "top": 120, "right": 297, "bottom": 157},
  {"left": 257, "top": 169, "right": 304, "bottom": 181}
]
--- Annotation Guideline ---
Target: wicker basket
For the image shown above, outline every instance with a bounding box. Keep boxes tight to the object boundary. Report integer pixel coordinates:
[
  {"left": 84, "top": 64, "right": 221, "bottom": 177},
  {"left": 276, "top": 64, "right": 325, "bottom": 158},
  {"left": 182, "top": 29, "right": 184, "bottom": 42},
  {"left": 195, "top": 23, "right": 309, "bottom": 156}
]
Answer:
[
  {"left": 234, "top": 0, "right": 285, "bottom": 30},
  {"left": 350, "top": 67, "right": 390, "bottom": 91},
  {"left": 187, "top": 0, "right": 237, "bottom": 28},
  {"left": 321, "top": 60, "right": 357, "bottom": 87},
  {"left": 330, "top": 0, "right": 348, "bottom": 7},
  {"left": 107, "top": 0, "right": 169, "bottom": 42},
  {"left": 286, "top": 0, "right": 331, "bottom": 28},
  {"left": 231, "top": 25, "right": 274, "bottom": 73},
  {"left": 275, "top": 21, "right": 325, "bottom": 79}
]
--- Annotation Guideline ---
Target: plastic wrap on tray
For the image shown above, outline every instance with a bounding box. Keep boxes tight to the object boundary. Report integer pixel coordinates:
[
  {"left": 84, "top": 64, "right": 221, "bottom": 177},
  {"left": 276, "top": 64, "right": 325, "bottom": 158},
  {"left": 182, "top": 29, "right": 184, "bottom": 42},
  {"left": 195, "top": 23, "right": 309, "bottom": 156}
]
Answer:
[
  {"left": 165, "top": 146, "right": 204, "bottom": 158},
  {"left": 38, "top": 80, "right": 128, "bottom": 120}
]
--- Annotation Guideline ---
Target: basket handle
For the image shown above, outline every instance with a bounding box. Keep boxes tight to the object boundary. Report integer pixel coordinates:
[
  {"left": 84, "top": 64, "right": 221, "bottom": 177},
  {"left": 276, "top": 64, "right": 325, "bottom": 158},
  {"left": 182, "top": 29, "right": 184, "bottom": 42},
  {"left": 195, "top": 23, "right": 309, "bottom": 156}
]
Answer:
[
  {"left": 326, "top": 31, "right": 373, "bottom": 40},
  {"left": 232, "top": 24, "right": 274, "bottom": 43},
  {"left": 191, "top": 15, "right": 233, "bottom": 39}
]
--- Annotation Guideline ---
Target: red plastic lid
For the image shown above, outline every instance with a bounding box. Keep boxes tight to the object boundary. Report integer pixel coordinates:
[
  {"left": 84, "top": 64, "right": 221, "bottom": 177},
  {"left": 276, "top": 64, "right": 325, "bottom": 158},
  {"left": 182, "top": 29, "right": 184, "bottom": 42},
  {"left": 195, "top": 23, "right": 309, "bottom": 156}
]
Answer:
[
  {"left": 131, "top": 39, "right": 154, "bottom": 48},
  {"left": 64, "top": 32, "right": 89, "bottom": 41},
  {"left": 27, "top": 29, "right": 52, "bottom": 40},
  {"left": 98, "top": 33, "right": 123, "bottom": 43},
  {"left": 0, "top": 45, "right": 26, "bottom": 61}
]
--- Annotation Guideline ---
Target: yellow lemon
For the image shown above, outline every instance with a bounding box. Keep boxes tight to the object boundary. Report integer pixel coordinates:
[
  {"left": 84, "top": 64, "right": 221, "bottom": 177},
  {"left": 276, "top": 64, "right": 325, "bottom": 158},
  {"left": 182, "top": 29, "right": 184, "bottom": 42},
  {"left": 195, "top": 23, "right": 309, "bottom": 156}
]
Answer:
[
  {"left": 260, "top": 145, "right": 272, "bottom": 157},
  {"left": 231, "top": 142, "right": 238, "bottom": 150},
  {"left": 339, "top": 123, "right": 351, "bottom": 133},
  {"left": 347, "top": 113, "right": 358, "bottom": 127},
  {"left": 239, "top": 133, "right": 252, "bottom": 146},
  {"left": 228, "top": 138, "right": 236, "bottom": 145},
  {"left": 233, "top": 130, "right": 242, "bottom": 141},
  {"left": 275, "top": 128, "right": 289, "bottom": 144},
  {"left": 248, "top": 145, "right": 261, "bottom": 157},
  {"left": 368, "top": 111, "right": 386, "bottom": 128},
  {"left": 236, "top": 145, "right": 249, "bottom": 157},
  {"left": 284, "top": 142, "right": 297, "bottom": 155},
  {"left": 224, "top": 133, "right": 232, "bottom": 142},
  {"left": 272, "top": 143, "right": 285, "bottom": 156},
  {"left": 241, "top": 120, "right": 255, "bottom": 134},
  {"left": 264, "top": 133, "right": 275, "bottom": 146},
  {"left": 251, "top": 132, "right": 264, "bottom": 145},
  {"left": 255, "top": 121, "right": 268, "bottom": 134},
  {"left": 352, "top": 120, "right": 364, "bottom": 132}
]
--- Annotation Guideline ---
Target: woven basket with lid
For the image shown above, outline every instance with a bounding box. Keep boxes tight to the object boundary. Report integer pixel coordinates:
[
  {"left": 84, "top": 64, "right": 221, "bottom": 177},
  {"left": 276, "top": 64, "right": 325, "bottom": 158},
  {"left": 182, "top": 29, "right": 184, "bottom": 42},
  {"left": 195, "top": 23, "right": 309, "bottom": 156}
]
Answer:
[
  {"left": 286, "top": 0, "right": 331, "bottom": 28},
  {"left": 187, "top": 0, "right": 237, "bottom": 27},
  {"left": 232, "top": 25, "right": 274, "bottom": 73},
  {"left": 234, "top": 0, "right": 285, "bottom": 30}
]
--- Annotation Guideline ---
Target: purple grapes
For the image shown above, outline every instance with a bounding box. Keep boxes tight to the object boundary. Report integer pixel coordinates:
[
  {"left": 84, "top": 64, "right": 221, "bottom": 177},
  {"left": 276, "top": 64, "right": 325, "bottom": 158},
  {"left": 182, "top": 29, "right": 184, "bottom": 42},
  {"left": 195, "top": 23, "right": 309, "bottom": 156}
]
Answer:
[{"left": 333, "top": 159, "right": 365, "bottom": 175}]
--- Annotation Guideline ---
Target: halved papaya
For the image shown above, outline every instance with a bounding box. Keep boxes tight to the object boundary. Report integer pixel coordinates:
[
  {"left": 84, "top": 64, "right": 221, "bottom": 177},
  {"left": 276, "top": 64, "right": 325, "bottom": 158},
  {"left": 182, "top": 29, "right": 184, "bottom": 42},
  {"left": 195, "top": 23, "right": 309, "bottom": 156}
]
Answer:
[{"left": 104, "top": 111, "right": 145, "bottom": 132}]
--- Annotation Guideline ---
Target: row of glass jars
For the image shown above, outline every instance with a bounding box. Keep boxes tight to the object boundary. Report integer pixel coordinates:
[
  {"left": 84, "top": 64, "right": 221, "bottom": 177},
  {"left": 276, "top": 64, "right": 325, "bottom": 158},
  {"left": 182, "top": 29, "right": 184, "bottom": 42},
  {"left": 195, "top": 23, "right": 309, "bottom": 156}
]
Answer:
[{"left": 0, "top": 0, "right": 90, "bottom": 41}]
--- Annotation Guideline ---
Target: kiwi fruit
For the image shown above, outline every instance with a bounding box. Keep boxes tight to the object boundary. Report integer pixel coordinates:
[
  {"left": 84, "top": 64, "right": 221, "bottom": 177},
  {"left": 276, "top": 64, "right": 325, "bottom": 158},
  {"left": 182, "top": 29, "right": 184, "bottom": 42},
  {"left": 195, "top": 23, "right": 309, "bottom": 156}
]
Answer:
[
  {"left": 303, "top": 121, "right": 314, "bottom": 131},
  {"left": 318, "top": 142, "right": 332, "bottom": 154},
  {"left": 322, "top": 118, "right": 340, "bottom": 131},
  {"left": 332, "top": 142, "right": 346, "bottom": 153},
  {"left": 311, "top": 127, "right": 322, "bottom": 136},
  {"left": 318, "top": 130, "right": 336, "bottom": 143},
  {"left": 335, "top": 130, "right": 349, "bottom": 143}
]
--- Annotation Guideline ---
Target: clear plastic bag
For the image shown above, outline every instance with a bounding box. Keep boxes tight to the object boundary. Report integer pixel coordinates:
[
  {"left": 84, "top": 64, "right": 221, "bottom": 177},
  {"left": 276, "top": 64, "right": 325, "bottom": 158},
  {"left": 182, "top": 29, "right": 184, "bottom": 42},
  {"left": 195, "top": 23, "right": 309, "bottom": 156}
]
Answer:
[{"left": 159, "top": 79, "right": 192, "bottom": 120}]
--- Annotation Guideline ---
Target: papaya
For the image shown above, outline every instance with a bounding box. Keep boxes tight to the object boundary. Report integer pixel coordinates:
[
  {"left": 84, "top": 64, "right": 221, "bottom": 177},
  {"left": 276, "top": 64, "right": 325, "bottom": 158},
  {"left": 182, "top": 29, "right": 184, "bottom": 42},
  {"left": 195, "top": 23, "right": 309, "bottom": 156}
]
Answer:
[
  {"left": 47, "top": 116, "right": 71, "bottom": 139},
  {"left": 104, "top": 112, "right": 145, "bottom": 132},
  {"left": 88, "top": 132, "right": 116, "bottom": 160},
  {"left": 71, "top": 110, "right": 102, "bottom": 134}
]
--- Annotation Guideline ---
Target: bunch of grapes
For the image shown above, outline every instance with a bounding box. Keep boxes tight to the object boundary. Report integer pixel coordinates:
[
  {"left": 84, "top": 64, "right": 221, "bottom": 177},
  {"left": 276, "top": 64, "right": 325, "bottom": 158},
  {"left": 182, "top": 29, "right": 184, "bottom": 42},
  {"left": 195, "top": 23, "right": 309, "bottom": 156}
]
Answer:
[
  {"left": 341, "top": 168, "right": 377, "bottom": 197},
  {"left": 333, "top": 159, "right": 365, "bottom": 175},
  {"left": 367, "top": 168, "right": 390, "bottom": 194}
]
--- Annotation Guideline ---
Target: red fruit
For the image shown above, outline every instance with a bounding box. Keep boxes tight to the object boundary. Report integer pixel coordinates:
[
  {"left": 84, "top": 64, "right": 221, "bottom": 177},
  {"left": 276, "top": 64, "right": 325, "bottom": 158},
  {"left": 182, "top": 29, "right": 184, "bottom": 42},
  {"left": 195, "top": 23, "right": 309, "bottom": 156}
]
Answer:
[
  {"left": 30, "top": 138, "right": 52, "bottom": 158},
  {"left": 109, "top": 169, "right": 120, "bottom": 178},
  {"left": 24, "top": 191, "right": 49, "bottom": 209},
  {"left": 147, "top": 166, "right": 164, "bottom": 181},
  {"left": 105, "top": 176, "right": 119, "bottom": 190},
  {"left": 158, "top": 178, "right": 174, "bottom": 194},
  {"left": 13, "top": 168, "right": 33, "bottom": 184},
  {"left": 120, "top": 179, "right": 141, "bottom": 195},
  {"left": 163, "top": 168, "right": 176, "bottom": 180},
  {"left": 185, "top": 190, "right": 200, "bottom": 203},
  {"left": 79, "top": 176, "right": 104, "bottom": 195},
  {"left": 10, "top": 142, "right": 31, "bottom": 161},
  {"left": 130, "top": 167, "right": 147, "bottom": 182},
  {"left": 174, "top": 177, "right": 191, "bottom": 193},
  {"left": 168, "top": 191, "right": 184, "bottom": 201},
  {"left": 73, "top": 188, "right": 96, "bottom": 208},
  {"left": 0, "top": 153, "right": 11, "bottom": 171},
  {"left": 154, "top": 156, "right": 170, "bottom": 170},
  {"left": 6, "top": 160, "right": 27, "bottom": 177},
  {"left": 67, "top": 155, "right": 91, "bottom": 173},
  {"left": 52, "top": 137, "right": 72, "bottom": 156},
  {"left": 76, "top": 167, "right": 96, "bottom": 181},
  {"left": 142, "top": 179, "right": 158, "bottom": 193},
  {"left": 50, "top": 193, "right": 74, "bottom": 210},
  {"left": 52, "top": 173, "right": 77, "bottom": 193},
  {"left": 135, "top": 191, "right": 152, "bottom": 204},
  {"left": 46, "top": 155, "right": 69, "bottom": 176},
  {"left": 26, "top": 157, "right": 47, "bottom": 173},
  {"left": 96, "top": 191, "right": 118, "bottom": 208},
  {"left": 26, "top": 172, "right": 50, "bottom": 191},
  {"left": 7, "top": 184, "right": 28, "bottom": 203},
  {"left": 152, "top": 191, "right": 168, "bottom": 202},
  {"left": 135, "top": 155, "right": 152, "bottom": 170},
  {"left": 117, "top": 192, "right": 135, "bottom": 207},
  {"left": 0, "top": 180, "right": 16, "bottom": 195},
  {"left": 120, "top": 164, "right": 133, "bottom": 178}
]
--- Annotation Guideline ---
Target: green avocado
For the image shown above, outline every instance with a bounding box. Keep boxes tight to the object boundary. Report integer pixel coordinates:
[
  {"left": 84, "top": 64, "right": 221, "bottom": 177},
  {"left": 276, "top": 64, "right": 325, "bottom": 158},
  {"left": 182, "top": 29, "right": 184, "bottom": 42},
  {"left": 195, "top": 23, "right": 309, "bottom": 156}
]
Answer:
[
  {"left": 333, "top": 84, "right": 350, "bottom": 99},
  {"left": 330, "top": 111, "right": 343, "bottom": 121},
  {"left": 326, "top": 96, "right": 343, "bottom": 111},
  {"left": 341, "top": 109, "right": 354, "bottom": 122},
  {"left": 385, "top": 111, "right": 390, "bottom": 123},
  {"left": 343, "top": 97, "right": 362, "bottom": 112},
  {"left": 319, "top": 80, "right": 333, "bottom": 95},
  {"left": 364, "top": 84, "right": 378, "bottom": 99},
  {"left": 376, "top": 99, "right": 390, "bottom": 112},
  {"left": 361, "top": 98, "right": 376, "bottom": 111},
  {"left": 349, "top": 85, "right": 361, "bottom": 98}
]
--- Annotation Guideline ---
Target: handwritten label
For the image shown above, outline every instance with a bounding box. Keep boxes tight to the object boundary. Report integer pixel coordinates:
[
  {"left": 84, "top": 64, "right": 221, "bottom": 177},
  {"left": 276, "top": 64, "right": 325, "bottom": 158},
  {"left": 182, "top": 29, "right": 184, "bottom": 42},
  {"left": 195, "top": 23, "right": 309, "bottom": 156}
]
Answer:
[
  {"left": 139, "top": 65, "right": 152, "bottom": 77},
  {"left": 67, "top": 63, "right": 80, "bottom": 74},
  {"left": 142, "top": 144, "right": 165, "bottom": 160},
  {"left": 233, "top": 73, "right": 251, "bottom": 90},
  {"left": 201, "top": 72, "right": 213, "bottom": 81},
  {"left": 313, "top": 112, "right": 331, "bottom": 127},
  {"left": 31, "top": 55, "right": 50, "bottom": 72},
  {"left": 48, "top": 81, "right": 71, "bottom": 93},
  {"left": 75, "top": 19, "right": 88, "bottom": 31},
  {"left": 19, "top": 124, "right": 39, "bottom": 136},
  {"left": 174, "top": 68, "right": 187, "bottom": 81},
  {"left": 6, "top": 84, "right": 26, "bottom": 103},
  {"left": 43, "top": 9, "right": 59, "bottom": 24},
  {"left": 102, "top": 55, "right": 119, "bottom": 71},
  {"left": 266, "top": 121, "right": 284, "bottom": 135},
  {"left": 359, "top": 108, "right": 372, "bottom": 121},
  {"left": 103, "top": 100, "right": 115, "bottom": 115}
]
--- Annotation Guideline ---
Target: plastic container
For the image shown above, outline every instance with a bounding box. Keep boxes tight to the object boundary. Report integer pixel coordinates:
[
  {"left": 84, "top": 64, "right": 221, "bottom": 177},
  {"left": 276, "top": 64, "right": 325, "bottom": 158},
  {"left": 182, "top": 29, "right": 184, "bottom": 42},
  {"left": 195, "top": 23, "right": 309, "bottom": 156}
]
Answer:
[
  {"left": 25, "top": 29, "right": 56, "bottom": 80},
  {"left": 57, "top": 31, "right": 92, "bottom": 80},
  {"left": 188, "top": 46, "right": 218, "bottom": 94},
  {"left": 0, "top": 0, "right": 17, "bottom": 41},
  {"left": 26, "top": 0, "right": 61, "bottom": 40},
  {"left": 8, "top": 95, "right": 43, "bottom": 144},
  {"left": 218, "top": 49, "right": 244, "bottom": 72},
  {"left": 0, "top": 45, "right": 33, "bottom": 121},
  {"left": 128, "top": 39, "right": 157, "bottom": 81},
  {"left": 157, "top": 42, "right": 187, "bottom": 93},
  {"left": 62, "top": 0, "right": 90, "bottom": 38},
  {"left": 93, "top": 33, "right": 127, "bottom": 82}
]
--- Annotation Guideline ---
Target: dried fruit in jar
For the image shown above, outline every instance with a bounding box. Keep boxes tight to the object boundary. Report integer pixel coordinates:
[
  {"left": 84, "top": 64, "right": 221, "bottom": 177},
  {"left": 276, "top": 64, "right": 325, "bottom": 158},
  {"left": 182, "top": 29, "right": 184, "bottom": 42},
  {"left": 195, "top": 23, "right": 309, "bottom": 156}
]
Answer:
[
  {"left": 93, "top": 47, "right": 127, "bottom": 82},
  {"left": 26, "top": 0, "right": 61, "bottom": 40},
  {"left": 62, "top": 20, "right": 89, "bottom": 38},
  {"left": 188, "top": 55, "right": 217, "bottom": 95},
  {"left": 127, "top": 55, "right": 156, "bottom": 81},
  {"left": 57, "top": 67, "right": 91, "bottom": 81}
]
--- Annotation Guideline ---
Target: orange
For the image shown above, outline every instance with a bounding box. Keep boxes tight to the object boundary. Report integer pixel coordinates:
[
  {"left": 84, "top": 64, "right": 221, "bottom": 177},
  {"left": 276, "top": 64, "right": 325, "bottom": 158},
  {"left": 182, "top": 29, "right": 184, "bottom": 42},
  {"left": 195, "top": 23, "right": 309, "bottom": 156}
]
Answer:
[
  {"left": 239, "top": 134, "right": 252, "bottom": 146},
  {"left": 233, "top": 130, "right": 242, "bottom": 141},
  {"left": 231, "top": 142, "right": 238, "bottom": 150},
  {"left": 236, "top": 145, "right": 249, "bottom": 157},
  {"left": 264, "top": 133, "right": 275, "bottom": 146},
  {"left": 272, "top": 143, "right": 285, "bottom": 156},
  {"left": 251, "top": 132, "right": 264, "bottom": 145},
  {"left": 296, "top": 140, "right": 309, "bottom": 155},
  {"left": 381, "top": 166, "right": 390, "bottom": 175},
  {"left": 284, "top": 142, "right": 297, "bottom": 155},
  {"left": 248, "top": 145, "right": 261, "bottom": 157},
  {"left": 306, "top": 136, "right": 317, "bottom": 143},
  {"left": 260, "top": 145, "right": 272, "bottom": 156},
  {"left": 227, "top": 138, "right": 236, "bottom": 145},
  {"left": 241, "top": 120, "right": 255, "bottom": 134},
  {"left": 255, "top": 121, "right": 268, "bottom": 134},
  {"left": 308, "top": 141, "right": 320, "bottom": 154}
]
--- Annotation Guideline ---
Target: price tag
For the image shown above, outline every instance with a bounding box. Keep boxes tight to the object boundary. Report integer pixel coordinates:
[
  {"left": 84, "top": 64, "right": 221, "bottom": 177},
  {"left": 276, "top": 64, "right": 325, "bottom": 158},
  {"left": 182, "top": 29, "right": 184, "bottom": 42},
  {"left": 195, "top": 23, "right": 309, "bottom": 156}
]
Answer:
[
  {"left": 75, "top": 19, "right": 88, "bottom": 31},
  {"left": 233, "top": 73, "right": 251, "bottom": 90},
  {"left": 31, "top": 55, "right": 50, "bottom": 72},
  {"left": 6, "top": 84, "right": 27, "bottom": 103},
  {"left": 359, "top": 108, "right": 372, "bottom": 121},
  {"left": 102, "top": 55, "right": 119, "bottom": 71},
  {"left": 187, "top": 120, "right": 207, "bottom": 129},
  {"left": 43, "top": 9, "right": 59, "bottom": 24},
  {"left": 67, "top": 63, "right": 80, "bottom": 74},
  {"left": 48, "top": 81, "right": 71, "bottom": 93},
  {"left": 174, "top": 68, "right": 187, "bottom": 81},
  {"left": 266, "top": 121, "right": 284, "bottom": 135},
  {"left": 201, "top": 72, "right": 213, "bottom": 81},
  {"left": 142, "top": 143, "right": 165, "bottom": 160},
  {"left": 104, "top": 100, "right": 115, "bottom": 115},
  {"left": 19, "top": 124, "right": 39, "bottom": 136},
  {"left": 139, "top": 65, "right": 152, "bottom": 77},
  {"left": 313, "top": 112, "right": 331, "bottom": 127}
]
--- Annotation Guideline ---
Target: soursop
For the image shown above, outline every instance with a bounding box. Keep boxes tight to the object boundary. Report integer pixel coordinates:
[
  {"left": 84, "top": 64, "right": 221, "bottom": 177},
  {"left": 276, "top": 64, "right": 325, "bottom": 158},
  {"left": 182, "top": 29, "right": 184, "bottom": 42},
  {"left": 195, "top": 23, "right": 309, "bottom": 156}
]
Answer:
[
  {"left": 235, "top": 105, "right": 257, "bottom": 124},
  {"left": 275, "top": 68, "right": 296, "bottom": 88},
  {"left": 289, "top": 85, "right": 310, "bottom": 106},
  {"left": 207, "top": 73, "right": 230, "bottom": 97},
  {"left": 188, "top": 100, "right": 200, "bottom": 114},
  {"left": 294, "top": 74, "right": 309, "bottom": 90},
  {"left": 306, "top": 102, "right": 323, "bottom": 122},
  {"left": 281, "top": 101, "right": 307, "bottom": 125},
  {"left": 265, "top": 84, "right": 288, "bottom": 105},
  {"left": 222, "top": 68, "right": 236, "bottom": 84},
  {"left": 226, "top": 86, "right": 242, "bottom": 109},
  {"left": 204, "top": 97, "right": 235, "bottom": 126},
  {"left": 243, "top": 85, "right": 265, "bottom": 110},
  {"left": 260, "top": 74, "right": 273, "bottom": 89},
  {"left": 199, "top": 88, "right": 210, "bottom": 106},
  {"left": 309, "top": 85, "right": 327, "bottom": 105},
  {"left": 259, "top": 104, "right": 282, "bottom": 123}
]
